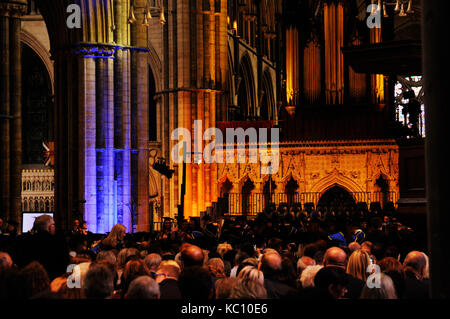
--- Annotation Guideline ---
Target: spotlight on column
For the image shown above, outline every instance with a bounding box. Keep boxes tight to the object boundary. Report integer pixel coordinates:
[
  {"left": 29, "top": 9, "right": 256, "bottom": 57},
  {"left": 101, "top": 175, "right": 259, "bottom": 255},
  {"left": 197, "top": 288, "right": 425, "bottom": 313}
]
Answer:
[
  {"left": 160, "top": 6, "right": 166, "bottom": 25},
  {"left": 406, "top": 0, "right": 414, "bottom": 14},
  {"left": 152, "top": 158, "right": 175, "bottom": 179},
  {"left": 128, "top": 5, "right": 137, "bottom": 24},
  {"left": 394, "top": 0, "right": 401, "bottom": 12}
]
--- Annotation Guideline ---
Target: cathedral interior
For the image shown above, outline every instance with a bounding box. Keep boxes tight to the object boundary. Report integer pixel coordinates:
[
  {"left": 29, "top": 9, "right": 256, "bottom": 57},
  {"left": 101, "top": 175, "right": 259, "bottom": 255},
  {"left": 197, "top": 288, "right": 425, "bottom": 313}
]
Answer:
[{"left": 1, "top": 0, "right": 449, "bottom": 296}]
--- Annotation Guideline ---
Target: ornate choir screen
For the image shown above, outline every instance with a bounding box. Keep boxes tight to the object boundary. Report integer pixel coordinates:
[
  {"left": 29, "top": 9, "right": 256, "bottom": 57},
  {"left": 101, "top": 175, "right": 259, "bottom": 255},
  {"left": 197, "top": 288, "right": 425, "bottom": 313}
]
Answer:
[
  {"left": 217, "top": 139, "right": 399, "bottom": 216},
  {"left": 21, "top": 169, "right": 55, "bottom": 213}
]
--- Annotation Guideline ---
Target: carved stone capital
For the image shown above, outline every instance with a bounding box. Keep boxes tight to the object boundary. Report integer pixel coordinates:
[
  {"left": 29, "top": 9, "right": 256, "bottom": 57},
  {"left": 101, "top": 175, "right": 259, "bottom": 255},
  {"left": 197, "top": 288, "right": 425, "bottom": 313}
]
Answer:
[{"left": 0, "top": 2, "right": 27, "bottom": 18}]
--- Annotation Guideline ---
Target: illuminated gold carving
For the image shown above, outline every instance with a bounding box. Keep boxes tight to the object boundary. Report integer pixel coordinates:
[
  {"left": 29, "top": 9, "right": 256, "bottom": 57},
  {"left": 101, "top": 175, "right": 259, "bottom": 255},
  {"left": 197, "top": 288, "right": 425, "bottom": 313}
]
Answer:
[{"left": 216, "top": 140, "right": 399, "bottom": 209}]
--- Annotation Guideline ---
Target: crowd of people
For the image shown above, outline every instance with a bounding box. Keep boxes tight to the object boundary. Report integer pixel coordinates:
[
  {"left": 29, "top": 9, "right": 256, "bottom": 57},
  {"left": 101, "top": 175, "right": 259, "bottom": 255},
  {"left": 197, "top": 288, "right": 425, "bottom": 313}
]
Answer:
[{"left": 0, "top": 203, "right": 429, "bottom": 299}]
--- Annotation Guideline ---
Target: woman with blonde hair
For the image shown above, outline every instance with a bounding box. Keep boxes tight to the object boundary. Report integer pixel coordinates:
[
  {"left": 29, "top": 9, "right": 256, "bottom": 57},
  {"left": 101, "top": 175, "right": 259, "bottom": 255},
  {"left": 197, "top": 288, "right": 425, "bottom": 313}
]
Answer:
[
  {"left": 101, "top": 224, "right": 126, "bottom": 251},
  {"left": 346, "top": 249, "right": 371, "bottom": 282}
]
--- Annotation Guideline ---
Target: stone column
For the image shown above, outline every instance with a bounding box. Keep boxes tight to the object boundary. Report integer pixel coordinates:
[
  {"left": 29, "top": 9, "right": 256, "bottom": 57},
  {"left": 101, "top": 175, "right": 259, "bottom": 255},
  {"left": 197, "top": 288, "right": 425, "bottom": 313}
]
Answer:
[
  {"left": 422, "top": 0, "right": 450, "bottom": 298},
  {"left": 130, "top": 0, "right": 150, "bottom": 231},
  {"left": 0, "top": 0, "right": 27, "bottom": 228}
]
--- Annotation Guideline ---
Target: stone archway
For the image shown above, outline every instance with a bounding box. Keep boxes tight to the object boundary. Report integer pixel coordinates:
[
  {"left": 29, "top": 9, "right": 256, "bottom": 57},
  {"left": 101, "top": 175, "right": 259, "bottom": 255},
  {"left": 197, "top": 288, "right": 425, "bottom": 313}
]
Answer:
[{"left": 317, "top": 185, "right": 356, "bottom": 212}]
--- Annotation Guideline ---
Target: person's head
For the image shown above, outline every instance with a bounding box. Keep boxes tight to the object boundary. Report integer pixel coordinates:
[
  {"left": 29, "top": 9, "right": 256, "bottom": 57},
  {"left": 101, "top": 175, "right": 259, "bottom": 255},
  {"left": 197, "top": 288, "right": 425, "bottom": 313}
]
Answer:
[
  {"left": 299, "top": 265, "right": 323, "bottom": 289},
  {"left": 33, "top": 214, "right": 55, "bottom": 234},
  {"left": 97, "top": 250, "right": 117, "bottom": 264},
  {"left": 178, "top": 266, "right": 213, "bottom": 299},
  {"left": 377, "top": 257, "right": 403, "bottom": 274},
  {"left": 260, "top": 251, "right": 282, "bottom": 277},
  {"left": 73, "top": 219, "right": 80, "bottom": 228},
  {"left": 154, "top": 260, "right": 181, "bottom": 284},
  {"left": 297, "top": 256, "right": 316, "bottom": 276},
  {"left": 361, "top": 241, "right": 373, "bottom": 254},
  {"left": 229, "top": 278, "right": 267, "bottom": 299},
  {"left": 122, "top": 259, "right": 150, "bottom": 294},
  {"left": 215, "top": 277, "right": 237, "bottom": 299},
  {"left": 50, "top": 275, "right": 85, "bottom": 299},
  {"left": 206, "top": 258, "right": 226, "bottom": 279},
  {"left": 360, "top": 273, "right": 397, "bottom": 299},
  {"left": 125, "top": 276, "right": 160, "bottom": 299},
  {"left": 0, "top": 252, "right": 13, "bottom": 271},
  {"left": 348, "top": 242, "right": 361, "bottom": 253},
  {"left": 217, "top": 243, "right": 233, "bottom": 258},
  {"left": 323, "top": 247, "right": 347, "bottom": 269},
  {"left": 84, "top": 262, "right": 115, "bottom": 299},
  {"left": 237, "top": 266, "right": 264, "bottom": 286},
  {"left": 144, "top": 253, "right": 162, "bottom": 272},
  {"left": 403, "top": 251, "right": 427, "bottom": 279},
  {"left": 21, "top": 261, "right": 50, "bottom": 298},
  {"left": 346, "top": 250, "right": 371, "bottom": 282},
  {"left": 314, "top": 266, "right": 348, "bottom": 299},
  {"left": 180, "top": 244, "right": 204, "bottom": 268},
  {"left": 103, "top": 224, "right": 126, "bottom": 248},
  {"left": 302, "top": 243, "right": 319, "bottom": 258}
]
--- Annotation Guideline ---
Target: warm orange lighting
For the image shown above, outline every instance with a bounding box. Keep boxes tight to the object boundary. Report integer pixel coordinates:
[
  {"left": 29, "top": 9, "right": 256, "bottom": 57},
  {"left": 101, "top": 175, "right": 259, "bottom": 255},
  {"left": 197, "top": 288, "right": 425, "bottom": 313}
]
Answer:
[
  {"left": 371, "top": 28, "right": 385, "bottom": 104},
  {"left": 286, "top": 26, "right": 299, "bottom": 105},
  {"left": 285, "top": 105, "right": 296, "bottom": 117},
  {"left": 324, "top": 2, "right": 344, "bottom": 104}
]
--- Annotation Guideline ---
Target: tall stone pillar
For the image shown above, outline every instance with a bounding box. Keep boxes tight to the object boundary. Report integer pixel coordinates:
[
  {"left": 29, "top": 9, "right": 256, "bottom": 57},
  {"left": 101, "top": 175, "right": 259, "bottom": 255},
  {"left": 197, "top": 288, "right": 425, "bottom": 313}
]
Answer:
[
  {"left": 130, "top": 0, "right": 150, "bottom": 231},
  {"left": 0, "top": 0, "right": 27, "bottom": 228},
  {"left": 163, "top": 0, "right": 227, "bottom": 219},
  {"left": 422, "top": 0, "right": 450, "bottom": 298}
]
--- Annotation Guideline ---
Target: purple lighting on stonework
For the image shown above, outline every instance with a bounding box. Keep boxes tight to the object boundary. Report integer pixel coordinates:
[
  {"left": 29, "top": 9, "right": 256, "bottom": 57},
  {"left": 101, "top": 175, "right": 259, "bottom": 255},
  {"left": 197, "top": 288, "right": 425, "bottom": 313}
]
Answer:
[{"left": 82, "top": 62, "right": 133, "bottom": 234}]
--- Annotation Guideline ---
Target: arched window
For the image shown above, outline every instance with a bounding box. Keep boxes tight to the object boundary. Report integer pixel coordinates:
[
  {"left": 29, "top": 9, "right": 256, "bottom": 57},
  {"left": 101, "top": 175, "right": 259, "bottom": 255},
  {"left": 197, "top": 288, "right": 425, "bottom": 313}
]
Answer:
[{"left": 237, "top": 55, "right": 256, "bottom": 120}]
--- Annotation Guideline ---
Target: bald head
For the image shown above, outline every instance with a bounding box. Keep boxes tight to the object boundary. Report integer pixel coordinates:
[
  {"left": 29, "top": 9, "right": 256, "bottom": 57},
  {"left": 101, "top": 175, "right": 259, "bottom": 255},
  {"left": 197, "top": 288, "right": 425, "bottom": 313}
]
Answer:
[
  {"left": 260, "top": 251, "right": 282, "bottom": 276},
  {"left": 180, "top": 244, "right": 204, "bottom": 268},
  {"left": 404, "top": 251, "right": 427, "bottom": 278},
  {"left": 323, "top": 247, "right": 347, "bottom": 268},
  {"left": 0, "top": 252, "right": 13, "bottom": 271}
]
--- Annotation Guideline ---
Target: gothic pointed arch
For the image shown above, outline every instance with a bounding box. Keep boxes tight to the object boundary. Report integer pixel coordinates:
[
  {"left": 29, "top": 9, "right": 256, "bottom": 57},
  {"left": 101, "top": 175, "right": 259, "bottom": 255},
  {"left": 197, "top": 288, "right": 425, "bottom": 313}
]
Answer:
[
  {"left": 260, "top": 69, "right": 276, "bottom": 120},
  {"left": 310, "top": 168, "right": 364, "bottom": 196},
  {"left": 20, "top": 29, "right": 54, "bottom": 92},
  {"left": 237, "top": 53, "right": 257, "bottom": 120}
]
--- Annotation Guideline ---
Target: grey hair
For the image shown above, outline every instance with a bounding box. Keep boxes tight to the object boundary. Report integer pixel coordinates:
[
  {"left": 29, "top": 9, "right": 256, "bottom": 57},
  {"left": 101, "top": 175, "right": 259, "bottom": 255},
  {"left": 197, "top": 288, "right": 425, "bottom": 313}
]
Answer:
[
  {"left": 237, "top": 266, "right": 264, "bottom": 286},
  {"left": 144, "top": 253, "right": 162, "bottom": 272},
  {"left": 33, "top": 215, "right": 54, "bottom": 232},
  {"left": 97, "top": 250, "right": 117, "bottom": 264},
  {"left": 300, "top": 265, "right": 323, "bottom": 288},
  {"left": 229, "top": 278, "right": 267, "bottom": 299},
  {"left": 126, "top": 276, "right": 160, "bottom": 299},
  {"left": 360, "top": 273, "right": 398, "bottom": 299}
]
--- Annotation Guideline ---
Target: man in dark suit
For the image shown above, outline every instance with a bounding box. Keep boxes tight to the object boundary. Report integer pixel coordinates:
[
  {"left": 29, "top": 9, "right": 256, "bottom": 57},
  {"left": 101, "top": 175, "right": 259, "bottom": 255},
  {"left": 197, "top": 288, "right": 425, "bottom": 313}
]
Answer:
[
  {"left": 13, "top": 215, "right": 69, "bottom": 280},
  {"left": 155, "top": 260, "right": 182, "bottom": 299},
  {"left": 402, "top": 251, "right": 430, "bottom": 299},
  {"left": 323, "top": 246, "right": 364, "bottom": 299},
  {"left": 260, "top": 250, "right": 297, "bottom": 299}
]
